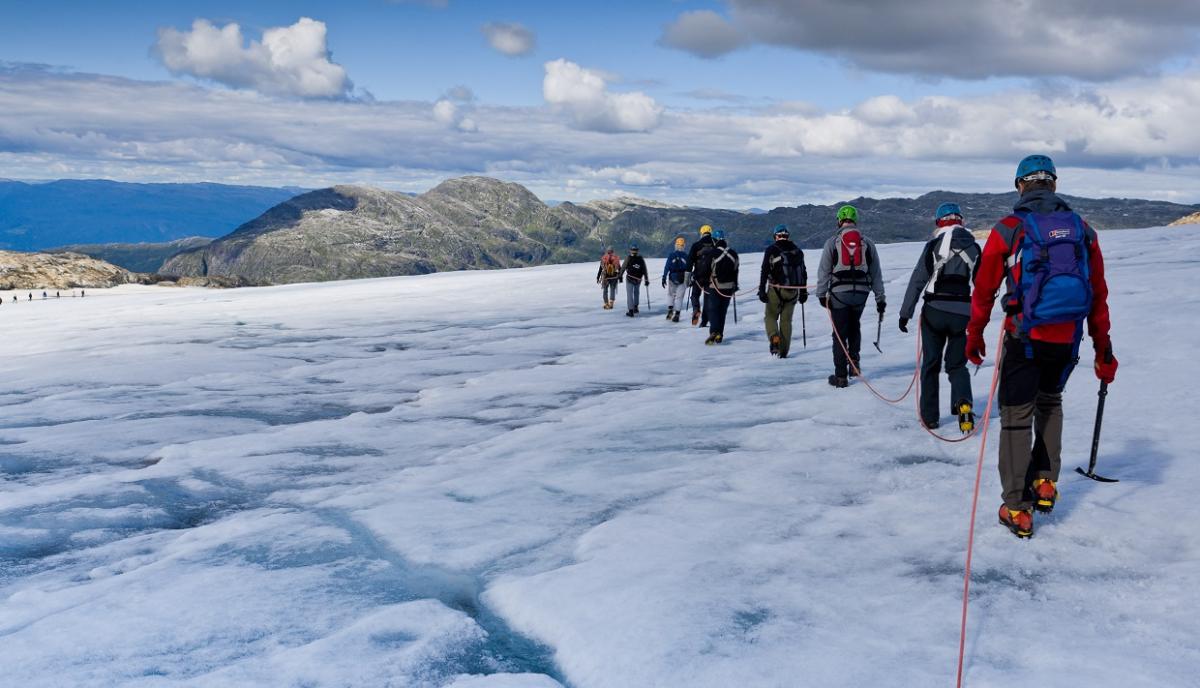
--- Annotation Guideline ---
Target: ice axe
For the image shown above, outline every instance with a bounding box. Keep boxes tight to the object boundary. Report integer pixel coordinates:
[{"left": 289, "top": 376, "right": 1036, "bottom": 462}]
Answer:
[
  {"left": 872, "top": 310, "right": 884, "bottom": 354},
  {"left": 1076, "top": 378, "right": 1118, "bottom": 483},
  {"left": 801, "top": 300, "right": 807, "bottom": 348}
]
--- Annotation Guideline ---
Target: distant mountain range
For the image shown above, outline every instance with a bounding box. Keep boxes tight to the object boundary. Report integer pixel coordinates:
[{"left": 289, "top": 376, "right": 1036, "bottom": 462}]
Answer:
[
  {"left": 159, "top": 176, "right": 1200, "bottom": 285},
  {"left": 0, "top": 180, "right": 304, "bottom": 251}
]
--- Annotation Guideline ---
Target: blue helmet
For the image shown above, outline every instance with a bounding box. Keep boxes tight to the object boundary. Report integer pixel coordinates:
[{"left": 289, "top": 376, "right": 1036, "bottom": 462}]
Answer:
[
  {"left": 772, "top": 224, "right": 790, "bottom": 238},
  {"left": 629, "top": 243, "right": 639, "bottom": 252},
  {"left": 935, "top": 202, "right": 963, "bottom": 221},
  {"left": 712, "top": 229, "right": 726, "bottom": 240},
  {"left": 1015, "top": 155, "right": 1057, "bottom": 182}
]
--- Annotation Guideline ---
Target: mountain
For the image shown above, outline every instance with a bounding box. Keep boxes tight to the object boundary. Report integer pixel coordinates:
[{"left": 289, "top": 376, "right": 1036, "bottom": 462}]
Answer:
[
  {"left": 161, "top": 176, "right": 1200, "bottom": 285},
  {"left": 0, "top": 250, "right": 139, "bottom": 290},
  {"left": 0, "top": 180, "right": 303, "bottom": 251},
  {"left": 52, "top": 237, "right": 213, "bottom": 273}
]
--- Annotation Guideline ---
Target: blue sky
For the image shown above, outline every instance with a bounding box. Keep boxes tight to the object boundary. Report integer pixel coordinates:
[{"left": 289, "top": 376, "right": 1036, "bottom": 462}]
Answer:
[{"left": 4, "top": 1, "right": 1200, "bottom": 206}]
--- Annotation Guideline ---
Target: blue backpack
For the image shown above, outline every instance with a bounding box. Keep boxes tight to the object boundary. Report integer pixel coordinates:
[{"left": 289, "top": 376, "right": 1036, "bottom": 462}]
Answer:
[
  {"left": 666, "top": 253, "right": 688, "bottom": 284},
  {"left": 1008, "top": 211, "right": 1092, "bottom": 337}
]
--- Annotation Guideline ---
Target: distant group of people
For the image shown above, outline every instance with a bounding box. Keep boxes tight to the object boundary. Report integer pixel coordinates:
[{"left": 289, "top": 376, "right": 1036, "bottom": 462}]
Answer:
[
  {"left": 594, "top": 154, "right": 1117, "bottom": 539},
  {"left": 0, "top": 290, "right": 83, "bottom": 305}
]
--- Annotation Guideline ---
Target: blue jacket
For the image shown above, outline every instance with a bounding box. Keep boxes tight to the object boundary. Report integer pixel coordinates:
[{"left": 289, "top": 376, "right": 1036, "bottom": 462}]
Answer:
[{"left": 663, "top": 250, "right": 689, "bottom": 284}]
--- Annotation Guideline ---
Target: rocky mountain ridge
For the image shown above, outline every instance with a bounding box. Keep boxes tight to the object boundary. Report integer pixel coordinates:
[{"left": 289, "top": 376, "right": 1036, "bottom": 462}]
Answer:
[{"left": 154, "top": 175, "right": 1200, "bottom": 285}]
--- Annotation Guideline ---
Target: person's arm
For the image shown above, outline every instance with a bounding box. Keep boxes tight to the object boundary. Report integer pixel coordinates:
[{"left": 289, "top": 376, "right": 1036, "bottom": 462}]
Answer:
[
  {"left": 1085, "top": 225, "right": 1111, "bottom": 352},
  {"left": 868, "top": 240, "right": 886, "bottom": 308},
  {"left": 967, "top": 219, "right": 1017, "bottom": 339},
  {"left": 816, "top": 240, "right": 833, "bottom": 300},
  {"left": 758, "top": 248, "right": 772, "bottom": 294},
  {"left": 900, "top": 241, "right": 933, "bottom": 321}
]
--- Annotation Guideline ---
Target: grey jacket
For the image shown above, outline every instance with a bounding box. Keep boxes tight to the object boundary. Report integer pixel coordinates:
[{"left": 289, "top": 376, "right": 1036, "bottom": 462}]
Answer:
[
  {"left": 816, "top": 226, "right": 885, "bottom": 309},
  {"left": 899, "top": 225, "right": 981, "bottom": 320}
]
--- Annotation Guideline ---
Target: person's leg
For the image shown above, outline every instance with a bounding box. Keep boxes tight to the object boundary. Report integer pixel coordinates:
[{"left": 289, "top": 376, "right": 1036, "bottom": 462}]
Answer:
[
  {"left": 944, "top": 312, "right": 972, "bottom": 413},
  {"left": 778, "top": 293, "right": 796, "bottom": 356},
  {"left": 690, "top": 283, "right": 701, "bottom": 314},
  {"left": 998, "top": 337, "right": 1040, "bottom": 511},
  {"left": 847, "top": 304, "right": 865, "bottom": 372},
  {"left": 831, "top": 305, "right": 851, "bottom": 378},
  {"left": 1031, "top": 340, "right": 1074, "bottom": 483},
  {"left": 701, "top": 290, "right": 710, "bottom": 327},
  {"left": 764, "top": 290, "right": 782, "bottom": 342},
  {"left": 710, "top": 295, "right": 730, "bottom": 335},
  {"left": 919, "top": 310, "right": 946, "bottom": 426}
]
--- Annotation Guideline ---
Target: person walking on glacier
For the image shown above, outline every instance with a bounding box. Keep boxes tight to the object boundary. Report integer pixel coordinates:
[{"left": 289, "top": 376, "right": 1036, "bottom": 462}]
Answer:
[
  {"left": 758, "top": 224, "right": 807, "bottom": 358},
  {"left": 621, "top": 244, "right": 651, "bottom": 317},
  {"left": 700, "top": 230, "right": 739, "bottom": 345},
  {"left": 596, "top": 247, "right": 622, "bottom": 310},
  {"left": 662, "top": 236, "right": 690, "bottom": 322},
  {"left": 898, "top": 202, "right": 982, "bottom": 431},
  {"left": 686, "top": 224, "right": 716, "bottom": 327},
  {"left": 816, "top": 205, "right": 885, "bottom": 388},
  {"left": 966, "top": 154, "right": 1116, "bottom": 539}
]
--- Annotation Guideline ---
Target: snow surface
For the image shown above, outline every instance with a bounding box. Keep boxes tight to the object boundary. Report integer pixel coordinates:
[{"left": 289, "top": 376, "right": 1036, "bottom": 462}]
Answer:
[{"left": 1, "top": 227, "right": 1198, "bottom": 687}]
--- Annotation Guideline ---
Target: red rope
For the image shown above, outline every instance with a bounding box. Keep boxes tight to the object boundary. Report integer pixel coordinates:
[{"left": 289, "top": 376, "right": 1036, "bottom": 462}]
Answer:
[
  {"left": 955, "top": 328, "right": 1007, "bottom": 688},
  {"left": 823, "top": 304, "right": 917, "bottom": 404}
]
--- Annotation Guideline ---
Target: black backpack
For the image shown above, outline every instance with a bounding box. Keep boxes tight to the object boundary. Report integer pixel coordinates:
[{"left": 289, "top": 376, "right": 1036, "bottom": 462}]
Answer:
[
  {"left": 711, "top": 247, "right": 738, "bottom": 287},
  {"left": 770, "top": 245, "right": 804, "bottom": 287},
  {"left": 925, "top": 231, "right": 978, "bottom": 302}
]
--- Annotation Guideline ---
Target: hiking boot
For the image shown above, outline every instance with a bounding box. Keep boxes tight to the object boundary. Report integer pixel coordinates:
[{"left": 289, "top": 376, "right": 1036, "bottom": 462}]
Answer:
[
  {"left": 634, "top": 307, "right": 640, "bottom": 314},
  {"left": 922, "top": 418, "right": 940, "bottom": 430},
  {"left": 1032, "top": 479, "right": 1058, "bottom": 514},
  {"left": 691, "top": 311, "right": 700, "bottom": 326},
  {"left": 827, "top": 375, "right": 848, "bottom": 388},
  {"left": 666, "top": 308, "right": 674, "bottom": 320},
  {"left": 778, "top": 351, "right": 788, "bottom": 359},
  {"left": 714, "top": 333, "right": 723, "bottom": 343},
  {"left": 672, "top": 311, "right": 681, "bottom": 323},
  {"left": 626, "top": 310, "right": 635, "bottom": 317},
  {"left": 769, "top": 335, "right": 780, "bottom": 356},
  {"left": 957, "top": 402, "right": 976, "bottom": 434},
  {"left": 998, "top": 505, "right": 1034, "bottom": 539},
  {"left": 705, "top": 334, "right": 718, "bottom": 345}
]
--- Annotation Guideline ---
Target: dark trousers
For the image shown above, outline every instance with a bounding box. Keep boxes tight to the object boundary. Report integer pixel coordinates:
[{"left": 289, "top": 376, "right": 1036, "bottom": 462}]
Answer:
[
  {"left": 708, "top": 293, "right": 732, "bottom": 335},
  {"left": 830, "top": 304, "right": 865, "bottom": 377},
  {"left": 919, "top": 307, "right": 972, "bottom": 425},
  {"left": 998, "top": 336, "right": 1077, "bottom": 510},
  {"left": 690, "top": 282, "right": 704, "bottom": 313}
]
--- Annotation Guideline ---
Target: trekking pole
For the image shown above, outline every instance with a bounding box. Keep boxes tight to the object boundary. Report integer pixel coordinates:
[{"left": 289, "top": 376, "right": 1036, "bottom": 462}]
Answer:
[
  {"left": 646, "top": 283, "right": 651, "bottom": 311},
  {"left": 801, "top": 301, "right": 807, "bottom": 348},
  {"left": 872, "top": 310, "right": 884, "bottom": 353},
  {"left": 733, "top": 295, "right": 738, "bottom": 324},
  {"left": 1076, "top": 378, "right": 1118, "bottom": 483}
]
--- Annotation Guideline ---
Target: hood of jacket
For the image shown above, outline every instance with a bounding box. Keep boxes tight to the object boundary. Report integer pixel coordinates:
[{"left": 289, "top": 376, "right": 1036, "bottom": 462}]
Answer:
[{"left": 1014, "top": 188, "right": 1072, "bottom": 215}]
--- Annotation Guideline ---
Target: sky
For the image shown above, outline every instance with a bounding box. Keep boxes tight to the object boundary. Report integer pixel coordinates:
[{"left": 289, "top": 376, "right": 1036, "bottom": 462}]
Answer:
[{"left": 3, "top": 0, "right": 1200, "bottom": 207}]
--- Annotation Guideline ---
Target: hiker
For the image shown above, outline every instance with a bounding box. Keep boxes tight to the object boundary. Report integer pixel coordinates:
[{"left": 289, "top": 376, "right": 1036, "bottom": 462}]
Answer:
[
  {"left": 55, "top": 291, "right": 60, "bottom": 298},
  {"left": 966, "top": 155, "right": 1115, "bottom": 539},
  {"left": 816, "top": 205, "right": 885, "bottom": 387},
  {"left": 700, "top": 229, "right": 739, "bottom": 345},
  {"left": 662, "top": 236, "right": 690, "bottom": 322},
  {"left": 621, "top": 244, "right": 650, "bottom": 317},
  {"left": 758, "top": 224, "right": 808, "bottom": 358},
  {"left": 42, "top": 291, "right": 47, "bottom": 299},
  {"left": 596, "top": 247, "right": 622, "bottom": 309},
  {"left": 686, "top": 225, "right": 717, "bottom": 327},
  {"left": 899, "top": 203, "right": 982, "bottom": 431}
]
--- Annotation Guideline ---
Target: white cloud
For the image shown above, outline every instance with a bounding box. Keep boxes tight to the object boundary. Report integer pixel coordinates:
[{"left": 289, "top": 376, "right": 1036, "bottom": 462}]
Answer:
[
  {"left": 659, "top": 10, "right": 746, "bottom": 59},
  {"left": 482, "top": 22, "right": 536, "bottom": 57},
  {"left": 6, "top": 64, "right": 1200, "bottom": 206},
  {"left": 542, "top": 59, "right": 663, "bottom": 133},
  {"left": 154, "top": 17, "right": 350, "bottom": 98},
  {"left": 660, "top": 0, "right": 1200, "bottom": 80}
]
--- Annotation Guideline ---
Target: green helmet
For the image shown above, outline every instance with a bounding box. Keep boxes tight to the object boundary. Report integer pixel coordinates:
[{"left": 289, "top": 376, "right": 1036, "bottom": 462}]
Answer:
[{"left": 837, "top": 205, "right": 858, "bottom": 225}]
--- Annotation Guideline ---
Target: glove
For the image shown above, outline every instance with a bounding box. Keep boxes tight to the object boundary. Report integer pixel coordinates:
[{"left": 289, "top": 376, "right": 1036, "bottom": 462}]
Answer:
[
  {"left": 877, "top": 300, "right": 887, "bottom": 315},
  {"left": 618, "top": 277, "right": 624, "bottom": 283},
  {"left": 965, "top": 331, "right": 986, "bottom": 366},
  {"left": 644, "top": 279, "right": 650, "bottom": 287},
  {"left": 898, "top": 317, "right": 908, "bottom": 333},
  {"left": 799, "top": 290, "right": 808, "bottom": 304},
  {"left": 819, "top": 296, "right": 828, "bottom": 309},
  {"left": 758, "top": 289, "right": 768, "bottom": 303},
  {"left": 661, "top": 277, "right": 667, "bottom": 289},
  {"left": 1095, "top": 347, "right": 1118, "bottom": 384}
]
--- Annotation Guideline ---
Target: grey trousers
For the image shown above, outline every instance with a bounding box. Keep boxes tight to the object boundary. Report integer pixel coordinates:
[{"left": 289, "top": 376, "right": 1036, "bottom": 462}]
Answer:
[
  {"left": 602, "top": 280, "right": 618, "bottom": 303},
  {"left": 626, "top": 281, "right": 642, "bottom": 311},
  {"left": 667, "top": 280, "right": 688, "bottom": 312}
]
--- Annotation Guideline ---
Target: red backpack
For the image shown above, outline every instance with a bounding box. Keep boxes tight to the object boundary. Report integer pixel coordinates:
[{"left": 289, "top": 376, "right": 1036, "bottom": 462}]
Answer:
[{"left": 832, "top": 228, "right": 871, "bottom": 288}]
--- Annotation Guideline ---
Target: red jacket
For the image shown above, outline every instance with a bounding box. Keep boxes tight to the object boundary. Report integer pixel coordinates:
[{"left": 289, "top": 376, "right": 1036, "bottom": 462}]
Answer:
[{"left": 968, "top": 191, "right": 1111, "bottom": 352}]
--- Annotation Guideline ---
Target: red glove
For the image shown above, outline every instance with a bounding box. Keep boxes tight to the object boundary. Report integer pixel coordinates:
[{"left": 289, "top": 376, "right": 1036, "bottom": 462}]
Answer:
[
  {"left": 965, "top": 331, "right": 986, "bottom": 366},
  {"left": 1095, "top": 347, "right": 1118, "bottom": 384}
]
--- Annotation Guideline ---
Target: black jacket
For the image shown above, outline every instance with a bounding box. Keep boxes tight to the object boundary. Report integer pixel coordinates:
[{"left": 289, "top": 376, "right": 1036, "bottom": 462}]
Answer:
[
  {"left": 758, "top": 239, "right": 808, "bottom": 300},
  {"left": 623, "top": 255, "right": 649, "bottom": 282},
  {"left": 686, "top": 235, "right": 716, "bottom": 273}
]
